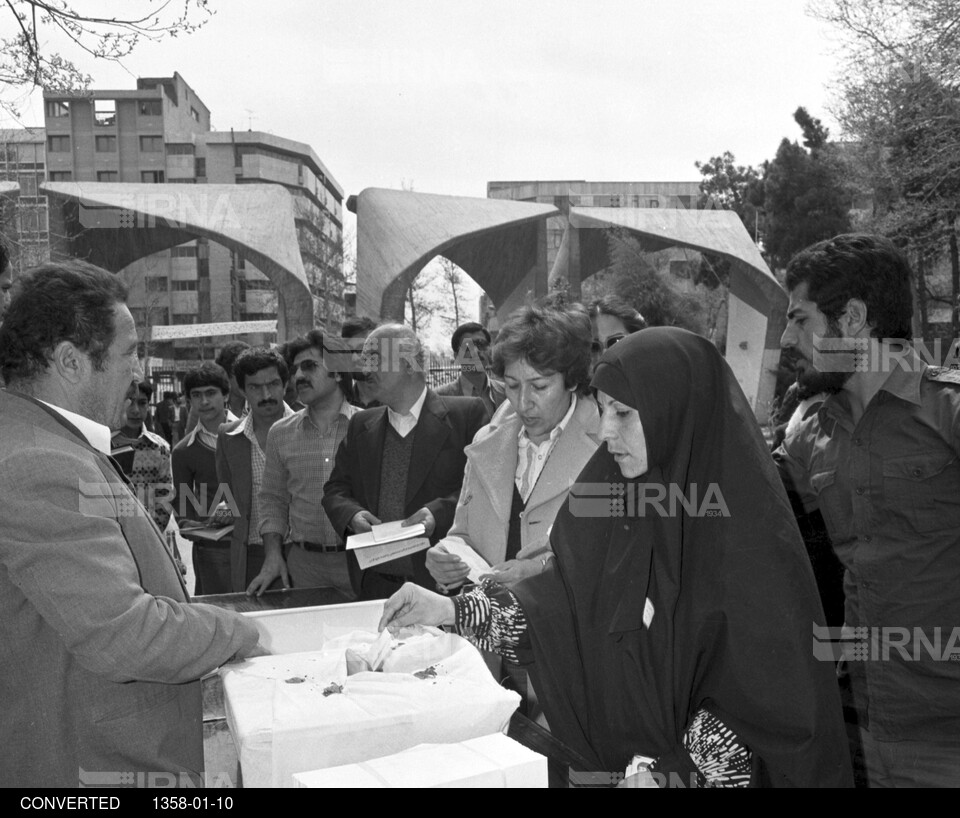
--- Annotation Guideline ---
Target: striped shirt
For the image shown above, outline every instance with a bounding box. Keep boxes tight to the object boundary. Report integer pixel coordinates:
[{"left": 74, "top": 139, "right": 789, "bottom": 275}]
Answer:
[
  {"left": 226, "top": 404, "right": 295, "bottom": 546},
  {"left": 259, "top": 398, "right": 358, "bottom": 546}
]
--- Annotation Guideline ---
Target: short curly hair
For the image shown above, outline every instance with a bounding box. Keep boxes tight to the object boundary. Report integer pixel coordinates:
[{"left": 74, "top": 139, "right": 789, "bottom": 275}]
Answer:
[
  {"left": 233, "top": 347, "right": 289, "bottom": 390},
  {"left": 785, "top": 233, "right": 914, "bottom": 340},
  {"left": 491, "top": 303, "right": 592, "bottom": 393},
  {"left": 0, "top": 259, "right": 128, "bottom": 386}
]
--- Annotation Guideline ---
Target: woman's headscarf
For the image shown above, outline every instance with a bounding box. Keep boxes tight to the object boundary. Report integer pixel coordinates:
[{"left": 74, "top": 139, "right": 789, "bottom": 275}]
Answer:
[{"left": 513, "top": 327, "right": 851, "bottom": 786}]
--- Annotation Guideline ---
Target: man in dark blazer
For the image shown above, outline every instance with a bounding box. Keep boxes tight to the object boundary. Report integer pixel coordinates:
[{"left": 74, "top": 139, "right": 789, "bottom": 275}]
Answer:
[
  {"left": 0, "top": 261, "right": 259, "bottom": 788},
  {"left": 323, "top": 324, "right": 487, "bottom": 600},
  {"left": 216, "top": 347, "right": 293, "bottom": 592}
]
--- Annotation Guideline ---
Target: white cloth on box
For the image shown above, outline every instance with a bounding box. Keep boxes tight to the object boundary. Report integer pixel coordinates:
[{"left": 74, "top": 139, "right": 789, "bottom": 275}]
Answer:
[
  {"left": 293, "top": 733, "right": 548, "bottom": 788},
  {"left": 221, "top": 627, "right": 520, "bottom": 787}
]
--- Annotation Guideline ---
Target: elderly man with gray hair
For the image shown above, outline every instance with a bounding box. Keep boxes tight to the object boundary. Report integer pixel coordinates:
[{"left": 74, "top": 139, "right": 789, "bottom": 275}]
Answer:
[{"left": 322, "top": 324, "right": 487, "bottom": 600}]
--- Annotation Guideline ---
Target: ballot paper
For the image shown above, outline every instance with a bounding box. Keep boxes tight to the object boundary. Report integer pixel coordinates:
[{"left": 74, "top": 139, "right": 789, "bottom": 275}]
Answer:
[
  {"left": 221, "top": 626, "right": 520, "bottom": 787},
  {"left": 437, "top": 536, "right": 492, "bottom": 583},
  {"left": 346, "top": 520, "right": 430, "bottom": 570}
]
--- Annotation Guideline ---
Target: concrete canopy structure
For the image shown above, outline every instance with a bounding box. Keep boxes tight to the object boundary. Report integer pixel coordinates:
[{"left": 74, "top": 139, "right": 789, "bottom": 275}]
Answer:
[
  {"left": 352, "top": 188, "right": 558, "bottom": 320},
  {"left": 41, "top": 182, "right": 313, "bottom": 338},
  {"left": 350, "top": 187, "right": 784, "bottom": 419},
  {"left": 559, "top": 206, "right": 787, "bottom": 419}
]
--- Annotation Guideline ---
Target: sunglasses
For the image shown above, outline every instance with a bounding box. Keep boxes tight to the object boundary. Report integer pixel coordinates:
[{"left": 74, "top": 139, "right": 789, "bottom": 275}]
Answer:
[{"left": 591, "top": 334, "right": 626, "bottom": 354}]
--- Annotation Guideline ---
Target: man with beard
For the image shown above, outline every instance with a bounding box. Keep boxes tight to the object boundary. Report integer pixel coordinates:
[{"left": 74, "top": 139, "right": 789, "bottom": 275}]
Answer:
[
  {"left": 216, "top": 348, "right": 294, "bottom": 592},
  {"left": 249, "top": 331, "right": 358, "bottom": 598},
  {"left": 775, "top": 233, "right": 960, "bottom": 787}
]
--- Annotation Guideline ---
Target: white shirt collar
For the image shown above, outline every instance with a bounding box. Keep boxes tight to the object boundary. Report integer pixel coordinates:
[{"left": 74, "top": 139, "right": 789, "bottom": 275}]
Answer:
[
  {"left": 387, "top": 385, "right": 428, "bottom": 436},
  {"left": 182, "top": 409, "right": 238, "bottom": 447},
  {"left": 226, "top": 401, "right": 295, "bottom": 436},
  {"left": 39, "top": 400, "right": 112, "bottom": 455}
]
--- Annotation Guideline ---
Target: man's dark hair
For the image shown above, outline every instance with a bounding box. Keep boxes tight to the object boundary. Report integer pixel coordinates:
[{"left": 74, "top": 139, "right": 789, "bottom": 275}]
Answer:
[
  {"left": 183, "top": 362, "right": 230, "bottom": 396},
  {"left": 233, "top": 347, "right": 289, "bottom": 390},
  {"left": 491, "top": 304, "right": 593, "bottom": 393},
  {"left": 450, "top": 321, "right": 490, "bottom": 355},
  {"left": 215, "top": 340, "right": 251, "bottom": 377},
  {"left": 136, "top": 380, "right": 155, "bottom": 399},
  {"left": 0, "top": 259, "right": 128, "bottom": 386},
  {"left": 784, "top": 233, "right": 914, "bottom": 340},
  {"left": 283, "top": 329, "right": 353, "bottom": 400},
  {"left": 340, "top": 316, "right": 378, "bottom": 339},
  {"left": 588, "top": 295, "right": 648, "bottom": 333}
]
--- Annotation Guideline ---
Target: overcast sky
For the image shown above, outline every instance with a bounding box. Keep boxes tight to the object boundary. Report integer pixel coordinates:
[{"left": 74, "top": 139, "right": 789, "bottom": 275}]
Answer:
[
  {"left": 2, "top": 0, "right": 845, "bottom": 339},
  {"left": 6, "top": 0, "right": 844, "bottom": 197}
]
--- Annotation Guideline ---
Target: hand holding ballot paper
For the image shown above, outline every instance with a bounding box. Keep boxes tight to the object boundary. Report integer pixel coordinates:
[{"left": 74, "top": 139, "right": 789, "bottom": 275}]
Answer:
[
  {"left": 347, "top": 518, "right": 434, "bottom": 572},
  {"left": 425, "top": 537, "right": 492, "bottom": 591}
]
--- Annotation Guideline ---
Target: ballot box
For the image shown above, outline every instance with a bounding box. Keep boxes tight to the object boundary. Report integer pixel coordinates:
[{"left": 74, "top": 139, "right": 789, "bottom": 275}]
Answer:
[
  {"left": 221, "top": 616, "right": 521, "bottom": 788},
  {"left": 292, "top": 733, "right": 548, "bottom": 788},
  {"left": 240, "top": 600, "right": 385, "bottom": 654}
]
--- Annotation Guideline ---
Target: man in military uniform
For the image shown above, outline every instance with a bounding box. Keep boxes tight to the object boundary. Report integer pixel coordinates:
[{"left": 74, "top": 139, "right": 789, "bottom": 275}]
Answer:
[{"left": 775, "top": 233, "right": 960, "bottom": 787}]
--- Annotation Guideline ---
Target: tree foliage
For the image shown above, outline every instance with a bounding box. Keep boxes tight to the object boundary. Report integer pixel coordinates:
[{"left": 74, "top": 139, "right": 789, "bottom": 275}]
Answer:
[
  {"left": 694, "top": 150, "right": 765, "bottom": 243},
  {"left": 762, "top": 107, "right": 852, "bottom": 270},
  {"left": 584, "top": 231, "right": 712, "bottom": 337},
  {"left": 810, "top": 0, "right": 960, "bottom": 333},
  {"left": 1, "top": 1, "right": 214, "bottom": 116}
]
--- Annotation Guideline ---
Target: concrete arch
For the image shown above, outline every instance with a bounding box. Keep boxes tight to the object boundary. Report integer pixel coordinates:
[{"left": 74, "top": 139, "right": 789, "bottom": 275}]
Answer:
[
  {"left": 41, "top": 182, "right": 313, "bottom": 338},
  {"left": 559, "top": 207, "right": 786, "bottom": 420},
  {"left": 352, "top": 188, "right": 558, "bottom": 320}
]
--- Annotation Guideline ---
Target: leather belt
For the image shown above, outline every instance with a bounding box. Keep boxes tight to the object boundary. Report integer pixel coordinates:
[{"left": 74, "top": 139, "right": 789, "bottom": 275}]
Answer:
[{"left": 294, "top": 541, "right": 341, "bottom": 553}]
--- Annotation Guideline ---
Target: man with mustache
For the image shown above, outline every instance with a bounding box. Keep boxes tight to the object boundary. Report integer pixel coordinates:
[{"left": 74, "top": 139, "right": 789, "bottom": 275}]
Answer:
[
  {"left": 775, "top": 233, "right": 960, "bottom": 787},
  {"left": 248, "top": 331, "right": 358, "bottom": 598},
  {"left": 216, "top": 347, "right": 293, "bottom": 592}
]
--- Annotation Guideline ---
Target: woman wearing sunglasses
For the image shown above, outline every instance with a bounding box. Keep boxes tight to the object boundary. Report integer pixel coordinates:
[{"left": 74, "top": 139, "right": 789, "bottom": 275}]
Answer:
[{"left": 589, "top": 295, "right": 648, "bottom": 358}]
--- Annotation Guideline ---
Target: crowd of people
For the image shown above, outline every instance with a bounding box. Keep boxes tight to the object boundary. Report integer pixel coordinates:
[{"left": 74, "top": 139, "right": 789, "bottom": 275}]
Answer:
[{"left": 1, "top": 231, "right": 957, "bottom": 788}]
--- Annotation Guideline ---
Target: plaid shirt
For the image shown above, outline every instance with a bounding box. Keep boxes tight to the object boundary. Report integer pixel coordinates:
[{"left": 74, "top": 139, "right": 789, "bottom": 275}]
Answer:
[
  {"left": 226, "top": 405, "right": 294, "bottom": 546},
  {"left": 110, "top": 427, "right": 172, "bottom": 531},
  {"left": 259, "top": 398, "right": 357, "bottom": 546}
]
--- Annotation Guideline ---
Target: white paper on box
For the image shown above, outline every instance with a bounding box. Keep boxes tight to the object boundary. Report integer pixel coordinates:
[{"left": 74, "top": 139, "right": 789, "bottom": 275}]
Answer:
[
  {"left": 222, "top": 627, "right": 520, "bottom": 787},
  {"left": 437, "top": 536, "right": 492, "bottom": 583},
  {"left": 292, "top": 733, "right": 548, "bottom": 788},
  {"left": 241, "top": 601, "right": 384, "bottom": 654}
]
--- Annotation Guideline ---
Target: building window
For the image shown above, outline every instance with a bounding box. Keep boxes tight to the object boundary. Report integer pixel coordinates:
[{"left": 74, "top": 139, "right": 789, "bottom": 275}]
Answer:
[
  {"left": 171, "top": 280, "right": 198, "bottom": 291},
  {"left": 45, "top": 100, "right": 70, "bottom": 118},
  {"left": 139, "top": 136, "right": 163, "bottom": 153},
  {"left": 194, "top": 157, "right": 206, "bottom": 178},
  {"left": 141, "top": 170, "right": 165, "bottom": 183},
  {"left": 48, "top": 171, "right": 72, "bottom": 181},
  {"left": 190, "top": 107, "right": 200, "bottom": 122},
  {"left": 172, "top": 314, "right": 198, "bottom": 325},
  {"left": 648, "top": 198, "right": 660, "bottom": 208},
  {"left": 47, "top": 135, "right": 70, "bottom": 152},
  {"left": 95, "top": 135, "right": 117, "bottom": 152},
  {"left": 18, "top": 174, "right": 38, "bottom": 196},
  {"left": 138, "top": 99, "right": 162, "bottom": 116},
  {"left": 96, "top": 171, "right": 118, "bottom": 182},
  {"left": 94, "top": 100, "right": 116, "bottom": 127},
  {"left": 145, "top": 276, "right": 168, "bottom": 292},
  {"left": 170, "top": 245, "right": 198, "bottom": 258},
  {"left": 167, "top": 143, "right": 195, "bottom": 155}
]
